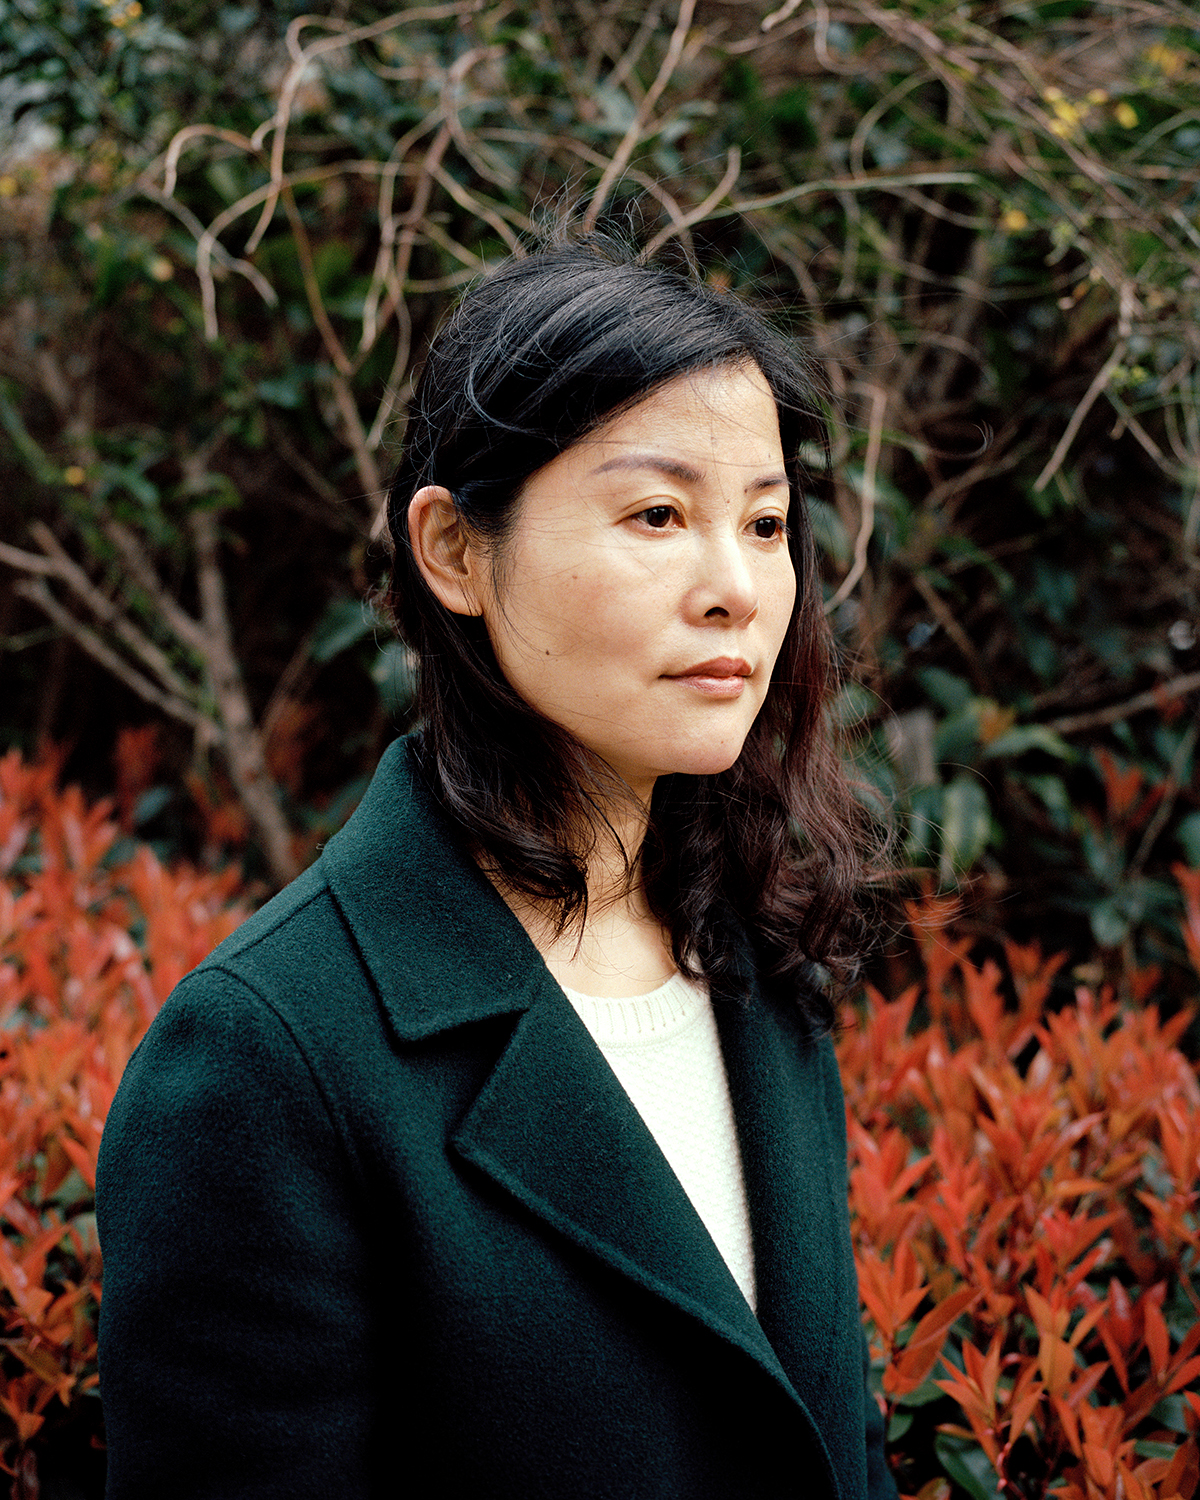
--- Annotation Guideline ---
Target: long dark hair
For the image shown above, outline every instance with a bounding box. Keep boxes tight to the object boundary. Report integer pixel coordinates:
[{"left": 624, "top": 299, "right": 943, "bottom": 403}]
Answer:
[{"left": 384, "top": 237, "right": 873, "bottom": 1033}]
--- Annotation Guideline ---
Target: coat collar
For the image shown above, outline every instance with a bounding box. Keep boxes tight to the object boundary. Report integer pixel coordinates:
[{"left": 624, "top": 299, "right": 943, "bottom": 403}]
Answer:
[
  {"left": 321, "top": 736, "right": 551, "bottom": 1039},
  {"left": 321, "top": 738, "right": 845, "bottom": 1496}
]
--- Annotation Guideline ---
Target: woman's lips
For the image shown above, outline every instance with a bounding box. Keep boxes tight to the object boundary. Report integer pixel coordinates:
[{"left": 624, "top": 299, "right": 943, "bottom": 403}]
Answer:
[{"left": 664, "top": 658, "right": 752, "bottom": 698}]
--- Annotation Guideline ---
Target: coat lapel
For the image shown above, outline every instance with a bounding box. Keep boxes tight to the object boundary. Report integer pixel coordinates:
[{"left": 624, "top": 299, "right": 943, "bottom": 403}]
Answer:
[
  {"left": 716, "top": 975, "right": 864, "bottom": 1500},
  {"left": 450, "top": 973, "right": 799, "bottom": 1400}
]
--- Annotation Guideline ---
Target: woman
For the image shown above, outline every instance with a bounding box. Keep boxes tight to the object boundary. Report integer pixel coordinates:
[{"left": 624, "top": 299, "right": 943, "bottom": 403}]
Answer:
[{"left": 97, "top": 239, "right": 895, "bottom": 1499}]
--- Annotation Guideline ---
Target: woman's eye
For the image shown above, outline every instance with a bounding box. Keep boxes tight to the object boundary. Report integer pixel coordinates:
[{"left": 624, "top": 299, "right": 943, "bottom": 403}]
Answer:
[
  {"left": 752, "top": 516, "right": 787, "bottom": 540},
  {"left": 638, "top": 506, "right": 677, "bottom": 529}
]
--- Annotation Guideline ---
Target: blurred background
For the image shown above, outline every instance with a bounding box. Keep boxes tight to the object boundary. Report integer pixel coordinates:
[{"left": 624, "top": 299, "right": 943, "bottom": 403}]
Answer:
[{"left": 3, "top": 0, "right": 1198, "bottom": 995}]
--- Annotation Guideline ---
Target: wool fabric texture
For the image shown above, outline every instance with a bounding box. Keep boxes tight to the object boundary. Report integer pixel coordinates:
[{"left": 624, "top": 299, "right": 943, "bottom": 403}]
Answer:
[
  {"left": 96, "top": 736, "right": 898, "bottom": 1500},
  {"left": 560, "top": 972, "right": 757, "bottom": 1308}
]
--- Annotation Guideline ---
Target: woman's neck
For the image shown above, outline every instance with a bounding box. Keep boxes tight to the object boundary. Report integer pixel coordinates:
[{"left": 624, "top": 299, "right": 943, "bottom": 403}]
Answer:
[{"left": 489, "top": 794, "right": 677, "bottom": 999}]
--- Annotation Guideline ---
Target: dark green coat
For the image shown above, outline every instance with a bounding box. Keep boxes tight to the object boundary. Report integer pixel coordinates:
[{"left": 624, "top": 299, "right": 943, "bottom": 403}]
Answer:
[{"left": 97, "top": 738, "right": 896, "bottom": 1499}]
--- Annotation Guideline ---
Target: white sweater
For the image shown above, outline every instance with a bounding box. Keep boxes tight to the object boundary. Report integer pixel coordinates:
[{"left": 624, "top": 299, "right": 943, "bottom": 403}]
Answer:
[{"left": 559, "top": 972, "right": 756, "bottom": 1309}]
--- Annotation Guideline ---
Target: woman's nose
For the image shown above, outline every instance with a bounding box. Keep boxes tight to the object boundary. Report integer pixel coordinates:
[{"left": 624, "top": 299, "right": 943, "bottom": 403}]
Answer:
[{"left": 693, "top": 532, "right": 759, "bottom": 626}]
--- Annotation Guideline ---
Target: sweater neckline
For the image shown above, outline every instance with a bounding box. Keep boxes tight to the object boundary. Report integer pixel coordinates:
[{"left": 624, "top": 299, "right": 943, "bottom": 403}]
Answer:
[{"left": 558, "top": 972, "right": 708, "bottom": 1046}]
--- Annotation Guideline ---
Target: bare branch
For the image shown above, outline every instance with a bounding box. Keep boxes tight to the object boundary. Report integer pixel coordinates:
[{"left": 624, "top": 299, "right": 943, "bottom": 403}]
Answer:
[
  {"left": 584, "top": 0, "right": 699, "bottom": 232},
  {"left": 1045, "top": 672, "right": 1200, "bottom": 736},
  {"left": 910, "top": 571, "right": 990, "bottom": 694},
  {"left": 103, "top": 521, "right": 209, "bottom": 657},
  {"left": 26, "top": 523, "right": 197, "bottom": 703},
  {"left": 248, "top": 2, "right": 479, "bottom": 255},
  {"left": 13, "top": 579, "right": 214, "bottom": 737},
  {"left": 731, "top": 168, "right": 980, "bottom": 216},
  {"left": 640, "top": 146, "right": 741, "bottom": 261},
  {"left": 266, "top": 416, "right": 367, "bottom": 533},
  {"left": 1033, "top": 340, "right": 1128, "bottom": 493},
  {"left": 330, "top": 371, "right": 385, "bottom": 513},
  {"left": 190, "top": 510, "right": 300, "bottom": 884},
  {"left": 825, "top": 385, "right": 886, "bottom": 613},
  {"left": 0, "top": 540, "right": 58, "bottom": 577}
]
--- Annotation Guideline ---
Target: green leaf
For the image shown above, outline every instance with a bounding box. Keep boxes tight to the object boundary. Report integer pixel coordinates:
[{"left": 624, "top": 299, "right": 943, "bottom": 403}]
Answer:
[
  {"left": 1090, "top": 894, "right": 1130, "bottom": 947},
  {"left": 918, "top": 666, "right": 973, "bottom": 715},
  {"left": 1134, "top": 1439, "right": 1180, "bottom": 1460},
  {"left": 0, "top": 382, "right": 63, "bottom": 486},
  {"left": 808, "top": 498, "right": 852, "bottom": 566},
  {"left": 132, "top": 786, "right": 172, "bottom": 827},
  {"left": 980, "top": 725, "right": 1073, "bottom": 761},
  {"left": 935, "top": 705, "right": 984, "bottom": 767},
  {"left": 257, "top": 375, "right": 306, "bottom": 410},
  {"left": 934, "top": 1433, "right": 1001, "bottom": 1500},
  {"left": 887, "top": 1409, "right": 913, "bottom": 1441},
  {"left": 940, "top": 772, "right": 992, "bottom": 877},
  {"left": 833, "top": 680, "right": 878, "bottom": 728},
  {"left": 370, "top": 640, "right": 417, "bottom": 718},
  {"left": 1017, "top": 772, "right": 1074, "bottom": 833},
  {"left": 895, "top": 1378, "right": 948, "bottom": 1407},
  {"left": 312, "top": 239, "right": 355, "bottom": 297},
  {"left": 905, "top": 782, "right": 943, "bottom": 866},
  {"left": 1149, "top": 1394, "right": 1190, "bottom": 1433},
  {"left": 1176, "top": 810, "right": 1200, "bottom": 866},
  {"left": 311, "top": 598, "right": 378, "bottom": 663}
]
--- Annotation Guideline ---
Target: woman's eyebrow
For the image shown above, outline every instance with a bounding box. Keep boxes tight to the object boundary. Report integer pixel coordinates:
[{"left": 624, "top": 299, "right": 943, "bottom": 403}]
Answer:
[
  {"left": 591, "top": 454, "right": 789, "bottom": 493},
  {"left": 591, "top": 454, "right": 703, "bottom": 483}
]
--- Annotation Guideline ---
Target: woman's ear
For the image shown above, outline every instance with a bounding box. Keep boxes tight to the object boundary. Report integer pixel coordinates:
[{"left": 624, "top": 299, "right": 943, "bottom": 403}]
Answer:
[{"left": 408, "top": 486, "right": 486, "bottom": 616}]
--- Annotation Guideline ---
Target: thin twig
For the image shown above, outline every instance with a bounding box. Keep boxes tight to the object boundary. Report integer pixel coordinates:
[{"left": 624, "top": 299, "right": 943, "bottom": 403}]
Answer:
[
  {"left": 190, "top": 510, "right": 300, "bottom": 884},
  {"left": 265, "top": 416, "right": 366, "bottom": 532},
  {"left": 26, "top": 523, "right": 196, "bottom": 702},
  {"left": 1045, "top": 672, "right": 1200, "bottom": 736},
  {"left": 910, "top": 571, "right": 990, "bottom": 694},
  {"left": 825, "top": 385, "right": 887, "bottom": 613},
  {"left": 246, "top": 2, "right": 478, "bottom": 255},
  {"left": 604, "top": 4, "right": 662, "bottom": 96},
  {"left": 730, "top": 169, "right": 979, "bottom": 216},
  {"left": 583, "top": 0, "right": 699, "bottom": 232},
  {"left": 640, "top": 146, "right": 741, "bottom": 260},
  {"left": 330, "top": 371, "right": 385, "bottom": 512},
  {"left": 1033, "top": 341, "right": 1128, "bottom": 493},
  {"left": 1127, "top": 719, "right": 1200, "bottom": 880},
  {"left": 280, "top": 183, "right": 352, "bottom": 375},
  {"left": 103, "top": 521, "right": 209, "bottom": 656},
  {"left": 12, "top": 579, "right": 213, "bottom": 737}
]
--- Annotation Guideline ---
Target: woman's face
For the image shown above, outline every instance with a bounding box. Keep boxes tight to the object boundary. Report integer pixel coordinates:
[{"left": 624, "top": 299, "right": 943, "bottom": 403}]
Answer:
[{"left": 476, "top": 364, "right": 797, "bottom": 801}]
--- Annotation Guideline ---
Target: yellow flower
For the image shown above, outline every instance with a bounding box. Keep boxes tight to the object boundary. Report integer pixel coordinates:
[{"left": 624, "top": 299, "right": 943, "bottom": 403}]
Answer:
[
  {"left": 1114, "top": 101, "right": 1138, "bottom": 129},
  {"left": 0, "top": 175, "right": 17, "bottom": 198},
  {"left": 63, "top": 466, "right": 87, "bottom": 487},
  {"left": 1001, "top": 208, "right": 1029, "bottom": 232},
  {"left": 149, "top": 257, "right": 173, "bottom": 282},
  {"left": 1146, "top": 43, "right": 1184, "bottom": 76},
  {"left": 1049, "top": 119, "right": 1073, "bottom": 138}
]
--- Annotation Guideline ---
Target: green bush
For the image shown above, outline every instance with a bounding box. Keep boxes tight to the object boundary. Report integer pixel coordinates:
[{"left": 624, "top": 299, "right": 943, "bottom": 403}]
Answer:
[{"left": 0, "top": 0, "right": 1197, "bottom": 983}]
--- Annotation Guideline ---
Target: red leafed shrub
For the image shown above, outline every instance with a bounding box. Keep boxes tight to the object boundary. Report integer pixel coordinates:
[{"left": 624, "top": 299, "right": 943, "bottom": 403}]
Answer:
[
  {"left": 2, "top": 748, "right": 1198, "bottom": 1499},
  {"left": 0, "top": 750, "right": 247, "bottom": 1488},
  {"left": 840, "top": 896, "right": 1200, "bottom": 1500}
]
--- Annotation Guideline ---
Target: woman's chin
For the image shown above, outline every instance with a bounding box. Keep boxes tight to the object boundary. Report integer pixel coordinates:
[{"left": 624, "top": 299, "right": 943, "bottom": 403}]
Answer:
[{"left": 659, "top": 745, "right": 747, "bottom": 781}]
